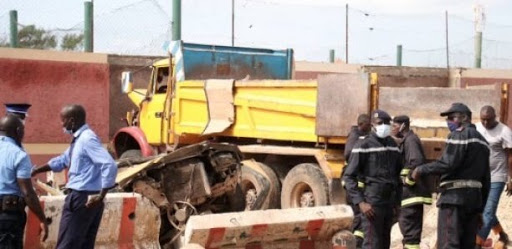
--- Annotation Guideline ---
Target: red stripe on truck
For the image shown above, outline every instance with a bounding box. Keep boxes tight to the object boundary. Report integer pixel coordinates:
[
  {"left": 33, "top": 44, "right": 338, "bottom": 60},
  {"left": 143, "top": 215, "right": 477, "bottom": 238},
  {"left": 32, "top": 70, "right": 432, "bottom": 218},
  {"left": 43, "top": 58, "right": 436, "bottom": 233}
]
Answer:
[
  {"left": 251, "top": 224, "right": 268, "bottom": 237},
  {"left": 206, "top": 227, "right": 226, "bottom": 249},
  {"left": 306, "top": 219, "right": 324, "bottom": 238},
  {"left": 118, "top": 197, "right": 136, "bottom": 248},
  {"left": 24, "top": 200, "right": 45, "bottom": 249}
]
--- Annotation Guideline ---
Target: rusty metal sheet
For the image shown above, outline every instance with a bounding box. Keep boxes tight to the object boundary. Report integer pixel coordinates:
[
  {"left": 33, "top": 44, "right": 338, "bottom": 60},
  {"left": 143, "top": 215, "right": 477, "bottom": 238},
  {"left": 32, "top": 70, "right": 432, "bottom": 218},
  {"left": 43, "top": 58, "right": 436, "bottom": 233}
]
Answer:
[
  {"left": 202, "top": 79, "right": 235, "bottom": 135},
  {"left": 316, "top": 73, "right": 370, "bottom": 137},
  {"left": 379, "top": 83, "right": 502, "bottom": 127}
]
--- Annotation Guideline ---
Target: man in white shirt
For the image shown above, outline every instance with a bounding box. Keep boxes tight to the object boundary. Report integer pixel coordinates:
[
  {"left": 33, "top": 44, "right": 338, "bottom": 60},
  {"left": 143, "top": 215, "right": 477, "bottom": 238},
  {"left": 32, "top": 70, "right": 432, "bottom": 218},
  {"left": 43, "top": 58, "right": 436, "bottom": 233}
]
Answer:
[{"left": 475, "top": 105, "right": 512, "bottom": 247}]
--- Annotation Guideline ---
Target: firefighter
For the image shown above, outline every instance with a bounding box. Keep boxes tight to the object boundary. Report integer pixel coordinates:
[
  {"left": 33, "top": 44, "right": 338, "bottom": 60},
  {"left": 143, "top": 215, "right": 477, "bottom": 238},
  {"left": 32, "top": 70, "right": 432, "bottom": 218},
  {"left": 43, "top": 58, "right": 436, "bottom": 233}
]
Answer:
[
  {"left": 411, "top": 103, "right": 490, "bottom": 249},
  {"left": 343, "top": 113, "right": 371, "bottom": 248},
  {"left": 392, "top": 115, "right": 431, "bottom": 249},
  {"left": 343, "top": 109, "right": 402, "bottom": 249}
]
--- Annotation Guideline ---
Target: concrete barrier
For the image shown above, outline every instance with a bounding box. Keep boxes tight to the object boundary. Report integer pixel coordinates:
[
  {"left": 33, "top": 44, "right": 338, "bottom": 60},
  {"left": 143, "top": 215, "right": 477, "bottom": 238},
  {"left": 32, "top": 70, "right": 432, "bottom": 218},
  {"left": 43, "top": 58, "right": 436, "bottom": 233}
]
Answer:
[
  {"left": 184, "top": 205, "right": 355, "bottom": 249},
  {"left": 24, "top": 193, "right": 161, "bottom": 249}
]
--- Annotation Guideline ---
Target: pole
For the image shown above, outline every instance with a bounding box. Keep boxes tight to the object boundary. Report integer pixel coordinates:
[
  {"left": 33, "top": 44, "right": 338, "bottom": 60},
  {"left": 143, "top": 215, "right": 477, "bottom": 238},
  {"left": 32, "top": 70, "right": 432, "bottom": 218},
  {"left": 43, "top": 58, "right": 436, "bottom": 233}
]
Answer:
[
  {"left": 396, "top": 45, "right": 402, "bottom": 66},
  {"left": 329, "top": 49, "right": 335, "bottom": 63},
  {"left": 345, "top": 4, "right": 349, "bottom": 63},
  {"left": 231, "top": 0, "right": 235, "bottom": 46},
  {"left": 84, "top": 1, "right": 94, "bottom": 52},
  {"left": 475, "top": 32, "right": 482, "bottom": 68},
  {"left": 9, "top": 10, "right": 18, "bottom": 48},
  {"left": 445, "top": 11, "right": 450, "bottom": 68},
  {"left": 172, "top": 0, "right": 182, "bottom": 41}
]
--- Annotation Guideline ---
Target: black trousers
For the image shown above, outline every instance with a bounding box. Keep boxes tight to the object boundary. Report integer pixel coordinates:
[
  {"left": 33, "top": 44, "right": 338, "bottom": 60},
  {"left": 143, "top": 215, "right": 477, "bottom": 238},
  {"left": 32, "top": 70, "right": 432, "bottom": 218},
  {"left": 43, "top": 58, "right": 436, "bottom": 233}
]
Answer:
[
  {"left": 361, "top": 205, "right": 393, "bottom": 249},
  {"left": 437, "top": 204, "right": 479, "bottom": 249},
  {"left": 0, "top": 210, "right": 26, "bottom": 249},
  {"left": 350, "top": 203, "right": 364, "bottom": 249},
  {"left": 56, "top": 190, "right": 104, "bottom": 249},
  {"left": 399, "top": 204, "right": 423, "bottom": 248}
]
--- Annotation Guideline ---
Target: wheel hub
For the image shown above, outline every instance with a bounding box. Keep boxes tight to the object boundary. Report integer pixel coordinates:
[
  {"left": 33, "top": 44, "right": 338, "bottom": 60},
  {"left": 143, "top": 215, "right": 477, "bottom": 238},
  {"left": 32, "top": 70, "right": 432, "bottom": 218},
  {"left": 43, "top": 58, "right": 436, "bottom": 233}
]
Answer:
[
  {"left": 245, "top": 189, "right": 258, "bottom": 210},
  {"left": 300, "top": 191, "right": 315, "bottom": 207}
]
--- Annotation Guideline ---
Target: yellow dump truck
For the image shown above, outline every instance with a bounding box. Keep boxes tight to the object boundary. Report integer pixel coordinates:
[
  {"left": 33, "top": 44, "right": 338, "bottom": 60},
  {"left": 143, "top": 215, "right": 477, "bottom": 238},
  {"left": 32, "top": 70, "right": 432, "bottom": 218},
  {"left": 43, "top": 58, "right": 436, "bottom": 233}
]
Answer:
[{"left": 112, "top": 41, "right": 508, "bottom": 213}]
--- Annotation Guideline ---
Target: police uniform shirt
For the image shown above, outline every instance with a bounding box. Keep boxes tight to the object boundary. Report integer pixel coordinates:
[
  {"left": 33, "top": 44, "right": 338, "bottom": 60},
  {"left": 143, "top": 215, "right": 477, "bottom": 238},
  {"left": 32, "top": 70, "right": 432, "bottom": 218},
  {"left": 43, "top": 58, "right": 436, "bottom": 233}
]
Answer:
[
  {"left": 47, "top": 124, "right": 117, "bottom": 191},
  {"left": 0, "top": 136, "right": 32, "bottom": 197}
]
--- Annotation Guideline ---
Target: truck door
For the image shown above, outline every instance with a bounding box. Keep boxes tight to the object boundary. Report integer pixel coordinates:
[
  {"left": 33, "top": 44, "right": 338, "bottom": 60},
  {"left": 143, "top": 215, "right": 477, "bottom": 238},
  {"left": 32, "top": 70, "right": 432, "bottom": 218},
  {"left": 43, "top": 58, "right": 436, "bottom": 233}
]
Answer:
[{"left": 139, "top": 67, "right": 169, "bottom": 145}]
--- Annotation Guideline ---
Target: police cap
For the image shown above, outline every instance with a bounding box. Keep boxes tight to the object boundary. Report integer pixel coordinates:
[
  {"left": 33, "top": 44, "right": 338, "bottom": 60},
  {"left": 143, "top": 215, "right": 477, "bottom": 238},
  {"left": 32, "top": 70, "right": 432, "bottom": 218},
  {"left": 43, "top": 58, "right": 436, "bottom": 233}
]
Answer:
[
  {"left": 5, "top": 103, "right": 31, "bottom": 119},
  {"left": 371, "top": 109, "right": 391, "bottom": 122},
  {"left": 440, "top": 103, "right": 472, "bottom": 117}
]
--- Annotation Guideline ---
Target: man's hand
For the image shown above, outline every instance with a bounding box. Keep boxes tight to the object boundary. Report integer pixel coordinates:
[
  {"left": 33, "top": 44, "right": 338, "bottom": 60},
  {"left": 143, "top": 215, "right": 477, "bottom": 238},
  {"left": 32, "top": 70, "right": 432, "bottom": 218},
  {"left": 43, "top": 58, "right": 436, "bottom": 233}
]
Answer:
[
  {"left": 359, "top": 202, "right": 375, "bottom": 221},
  {"left": 506, "top": 181, "right": 512, "bottom": 196},
  {"left": 411, "top": 168, "right": 419, "bottom": 181},
  {"left": 85, "top": 194, "right": 104, "bottom": 208},
  {"left": 40, "top": 222, "right": 49, "bottom": 242}
]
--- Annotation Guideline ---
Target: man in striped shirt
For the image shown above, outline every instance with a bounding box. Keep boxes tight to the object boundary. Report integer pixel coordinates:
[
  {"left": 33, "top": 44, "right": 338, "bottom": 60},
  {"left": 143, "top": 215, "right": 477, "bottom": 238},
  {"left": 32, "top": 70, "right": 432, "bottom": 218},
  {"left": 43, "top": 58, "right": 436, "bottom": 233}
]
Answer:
[
  {"left": 412, "top": 103, "right": 490, "bottom": 249},
  {"left": 343, "top": 109, "right": 403, "bottom": 249}
]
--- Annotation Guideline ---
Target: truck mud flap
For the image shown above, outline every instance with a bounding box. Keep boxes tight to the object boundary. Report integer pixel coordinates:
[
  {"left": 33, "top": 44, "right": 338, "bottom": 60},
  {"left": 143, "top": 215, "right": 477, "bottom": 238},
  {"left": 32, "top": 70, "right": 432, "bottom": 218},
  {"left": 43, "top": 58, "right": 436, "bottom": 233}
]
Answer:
[
  {"left": 183, "top": 205, "right": 355, "bottom": 249},
  {"left": 24, "top": 193, "right": 161, "bottom": 249},
  {"left": 202, "top": 79, "right": 235, "bottom": 135}
]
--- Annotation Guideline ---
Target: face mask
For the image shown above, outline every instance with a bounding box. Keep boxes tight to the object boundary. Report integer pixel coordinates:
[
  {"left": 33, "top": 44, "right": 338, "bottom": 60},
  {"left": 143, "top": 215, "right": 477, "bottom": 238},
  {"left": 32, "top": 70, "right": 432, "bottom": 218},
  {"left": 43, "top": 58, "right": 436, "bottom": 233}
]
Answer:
[
  {"left": 375, "top": 124, "right": 391, "bottom": 138},
  {"left": 63, "top": 127, "right": 73, "bottom": 135},
  {"left": 447, "top": 121, "right": 459, "bottom": 132}
]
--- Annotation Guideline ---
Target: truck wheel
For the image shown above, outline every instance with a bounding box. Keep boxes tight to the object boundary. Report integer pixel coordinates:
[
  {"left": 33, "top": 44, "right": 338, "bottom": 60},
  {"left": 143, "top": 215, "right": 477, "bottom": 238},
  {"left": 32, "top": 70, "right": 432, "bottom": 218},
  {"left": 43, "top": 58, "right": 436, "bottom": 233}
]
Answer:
[
  {"left": 120, "top": 149, "right": 142, "bottom": 159},
  {"left": 241, "top": 162, "right": 280, "bottom": 210},
  {"left": 281, "top": 163, "right": 329, "bottom": 208}
]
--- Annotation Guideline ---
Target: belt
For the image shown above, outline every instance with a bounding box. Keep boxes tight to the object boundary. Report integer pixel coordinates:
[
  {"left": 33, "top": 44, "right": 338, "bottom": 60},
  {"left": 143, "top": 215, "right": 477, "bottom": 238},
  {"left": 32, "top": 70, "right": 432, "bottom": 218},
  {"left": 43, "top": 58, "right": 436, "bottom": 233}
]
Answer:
[
  {"left": 440, "top": 180, "right": 482, "bottom": 190},
  {"left": 0, "top": 195, "right": 26, "bottom": 212}
]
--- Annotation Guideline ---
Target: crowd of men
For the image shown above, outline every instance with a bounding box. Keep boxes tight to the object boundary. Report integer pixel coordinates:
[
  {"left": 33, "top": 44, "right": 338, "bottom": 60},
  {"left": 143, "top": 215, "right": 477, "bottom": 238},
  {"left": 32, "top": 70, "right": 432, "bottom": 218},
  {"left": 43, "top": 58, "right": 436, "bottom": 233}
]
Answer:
[
  {"left": 0, "top": 103, "right": 117, "bottom": 249},
  {"left": 343, "top": 103, "right": 512, "bottom": 249}
]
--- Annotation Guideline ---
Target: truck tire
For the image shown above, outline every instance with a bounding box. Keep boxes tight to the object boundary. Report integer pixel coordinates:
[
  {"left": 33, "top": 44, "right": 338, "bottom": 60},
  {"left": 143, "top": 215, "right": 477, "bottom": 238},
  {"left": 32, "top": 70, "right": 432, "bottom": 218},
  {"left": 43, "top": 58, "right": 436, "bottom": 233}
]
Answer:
[
  {"left": 120, "top": 149, "right": 142, "bottom": 159},
  {"left": 281, "top": 163, "right": 329, "bottom": 209},
  {"left": 241, "top": 162, "right": 280, "bottom": 210}
]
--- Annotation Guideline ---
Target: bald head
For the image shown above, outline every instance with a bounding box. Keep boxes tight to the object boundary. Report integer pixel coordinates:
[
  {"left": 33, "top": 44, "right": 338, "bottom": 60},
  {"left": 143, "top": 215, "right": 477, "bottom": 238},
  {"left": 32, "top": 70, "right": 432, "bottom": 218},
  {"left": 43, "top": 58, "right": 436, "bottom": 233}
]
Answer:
[
  {"left": 60, "top": 104, "right": 86, "bottom": 133},
  {"left": 480, "top": 105, "right": 498, "bottom": 130},
  {"left": 0, "top": 115, "right": 24, "bottom": 144}
]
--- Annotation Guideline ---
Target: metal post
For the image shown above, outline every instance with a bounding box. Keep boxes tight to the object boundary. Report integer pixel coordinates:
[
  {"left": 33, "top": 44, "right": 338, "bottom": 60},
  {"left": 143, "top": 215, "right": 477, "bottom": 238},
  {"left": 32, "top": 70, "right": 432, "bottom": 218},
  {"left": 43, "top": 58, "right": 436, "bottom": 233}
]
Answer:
[
  {"left": 9, "top": 10, "right": 18, "bottom": 48},
  {"left": 329, "top": 49, "right": 335, "bottom": 63},
  {"left": 231, "top": 0, "right": 235, "bottom": 46},
  {"left": 345, "top": 4, "right": 349, "bottom": 63},
  {"left": 396, "top": 45, "right": 402, "bottom": 66},
  {"left": 172, "top": 0, "right": 181, "bottom": 41},
  {"left": 445, "top": 11, "right": 450, "bottom": 68},
  {"left": 474, "top": 32, "right": 482, "bottom": 68},
  {"left": 84, "top": 1, "right": 94, "bottom": 52}
]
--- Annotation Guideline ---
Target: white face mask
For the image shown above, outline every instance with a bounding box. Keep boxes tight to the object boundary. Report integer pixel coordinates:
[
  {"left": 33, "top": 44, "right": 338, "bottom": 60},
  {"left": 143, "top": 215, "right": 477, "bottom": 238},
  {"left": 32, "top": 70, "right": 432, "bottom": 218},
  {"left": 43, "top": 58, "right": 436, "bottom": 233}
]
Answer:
[
  {"left": 375, "top": 124, "right": 391, "bottom": 138},
  {"left": 62, "top": 127, "right": 73, "bottom": 135}
]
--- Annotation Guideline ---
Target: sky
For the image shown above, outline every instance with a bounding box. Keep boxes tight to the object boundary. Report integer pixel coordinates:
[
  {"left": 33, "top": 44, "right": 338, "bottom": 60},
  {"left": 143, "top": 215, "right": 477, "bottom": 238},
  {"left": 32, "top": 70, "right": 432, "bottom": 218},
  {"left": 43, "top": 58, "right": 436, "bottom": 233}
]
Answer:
[{"left": 1, "top": 0, "right": 512, "bottom": 68}]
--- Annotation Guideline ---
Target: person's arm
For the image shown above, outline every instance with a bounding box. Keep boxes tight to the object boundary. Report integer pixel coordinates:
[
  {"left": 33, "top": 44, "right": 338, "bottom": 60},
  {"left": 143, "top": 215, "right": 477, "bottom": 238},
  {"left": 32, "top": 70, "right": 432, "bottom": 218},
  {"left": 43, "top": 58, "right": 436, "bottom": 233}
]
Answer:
[
  {"left": 83, "top": 136, "right": 118, "bottom": 207},
  {"left": 15, "top": 155, "right": 48, "bottom": 242},
  {"left": 32, "top": 147, "right": 71, "bottom": 177},
  {"left": 507, "top": 149, "right": 512, "bottom": 196}
]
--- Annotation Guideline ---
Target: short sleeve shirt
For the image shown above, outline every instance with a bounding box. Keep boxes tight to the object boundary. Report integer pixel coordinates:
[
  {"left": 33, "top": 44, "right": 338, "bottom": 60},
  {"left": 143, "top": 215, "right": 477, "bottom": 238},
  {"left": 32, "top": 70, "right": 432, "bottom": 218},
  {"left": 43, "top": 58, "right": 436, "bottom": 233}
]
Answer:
[
  {"left": 0, "top": 136, "right": 32, "bottom": 197},
  {"left": 476, "top": 122, "right": 512, "bottom": 182}
]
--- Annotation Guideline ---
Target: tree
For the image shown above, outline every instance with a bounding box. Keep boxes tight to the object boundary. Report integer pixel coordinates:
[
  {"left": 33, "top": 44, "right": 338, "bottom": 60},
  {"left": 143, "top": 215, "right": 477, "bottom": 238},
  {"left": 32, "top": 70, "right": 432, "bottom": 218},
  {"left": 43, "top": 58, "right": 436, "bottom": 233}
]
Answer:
[
  {"left": 18, "top": 25, "right": 57, "bottom": 49},
  {"left": 61, "top": 33, "right": 84, "bottom": 51}
]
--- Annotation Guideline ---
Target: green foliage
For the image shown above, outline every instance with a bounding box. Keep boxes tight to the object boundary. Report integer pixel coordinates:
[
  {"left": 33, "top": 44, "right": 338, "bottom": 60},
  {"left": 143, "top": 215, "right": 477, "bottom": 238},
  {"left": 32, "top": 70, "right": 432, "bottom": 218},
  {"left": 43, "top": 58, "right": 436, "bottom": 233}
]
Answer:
[
  {"left": 61, "top": 33, "right": 84, "bottom": 51},
  {"left": 18, "top": 25, "right": 57, "bottom": 49}
]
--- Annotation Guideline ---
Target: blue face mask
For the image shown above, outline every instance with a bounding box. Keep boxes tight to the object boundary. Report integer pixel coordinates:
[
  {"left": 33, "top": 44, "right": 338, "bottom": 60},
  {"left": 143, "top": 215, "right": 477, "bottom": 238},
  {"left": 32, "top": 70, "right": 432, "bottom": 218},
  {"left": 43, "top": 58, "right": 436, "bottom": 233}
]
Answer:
[
  {"left": 447, "top": 121, "right": 459, "bottom": 132},
  {"left": 62, "top": 127, "right": 73, "bottom": 135}
]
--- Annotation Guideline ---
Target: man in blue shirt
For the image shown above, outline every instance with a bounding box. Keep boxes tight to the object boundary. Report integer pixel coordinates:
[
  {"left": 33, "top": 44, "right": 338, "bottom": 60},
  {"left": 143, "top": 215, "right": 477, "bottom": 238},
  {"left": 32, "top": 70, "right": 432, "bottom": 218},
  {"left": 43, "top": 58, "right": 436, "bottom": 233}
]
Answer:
[
  {"left": 0, "top": 115, "right": 48, "bottom": 248},
  {"left": 32, "top": 104, "right": 117, "bottom": 249}
]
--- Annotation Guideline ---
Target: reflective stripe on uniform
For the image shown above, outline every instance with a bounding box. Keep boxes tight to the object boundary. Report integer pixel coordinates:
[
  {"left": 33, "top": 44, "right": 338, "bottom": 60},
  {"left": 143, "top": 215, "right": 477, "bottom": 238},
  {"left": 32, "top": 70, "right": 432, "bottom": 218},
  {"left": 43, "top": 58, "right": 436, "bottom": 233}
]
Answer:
[
  {"left": 404, "top": 244, "right": 420, "bottom": 249},
  {"left": 351, "top": 146, "right": 400, "bottom": 153},
  {"left": 446, "top": 138, "right": 489, "bottom": 148},
  {"left": 354, "top": 230, "right": 364, "bottom": 239},
  {"left": 357, "top": 181, "right": 365, "bottom": 188},
  {"left": 404, "top": 177, "right": 416, "bottom": 186},
  {"left": 401, "top": 196, "right": 432, "bottom": 206},
  {"left": 401, "top": 168, "right": 410, "bottom": 176}
]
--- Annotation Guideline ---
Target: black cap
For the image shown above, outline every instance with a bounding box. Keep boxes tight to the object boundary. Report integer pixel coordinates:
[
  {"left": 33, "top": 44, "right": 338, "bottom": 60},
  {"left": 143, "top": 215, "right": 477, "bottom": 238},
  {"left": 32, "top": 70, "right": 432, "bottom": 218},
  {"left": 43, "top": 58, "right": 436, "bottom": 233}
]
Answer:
[
  {"left": 5, "top": 103, "right": 31, "bottom": 118},
  {"left": 393, "top": 115, "right": 410, "bottom": 124},
  {"left": 371, "top": 109, "right": 391, "bottom": 122},
  {"left": 440, "top": 103, "right": 472, "bottom": 117}
]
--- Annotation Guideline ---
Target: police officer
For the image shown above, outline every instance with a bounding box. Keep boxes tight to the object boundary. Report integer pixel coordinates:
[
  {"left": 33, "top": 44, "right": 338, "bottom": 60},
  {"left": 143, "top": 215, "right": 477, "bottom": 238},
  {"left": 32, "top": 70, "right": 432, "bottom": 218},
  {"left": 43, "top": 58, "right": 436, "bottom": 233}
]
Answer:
[
  {"left": 4, "top": 103, "right": 31, "bottom": 124},
  {"left": 343, "top": 113, "right": 371, "bottom": 248},
  {"left": 343, "top": 110, "right": 402, "bottom": 249},
  {"left": 412, "top": 103, "right": 490, "bottom": 249},
  {"left": 0, "top": 115, "right": 48, "bottom": 248},
  {"left": 392, "top": 115, "right": 431, "bottom": 249}
]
